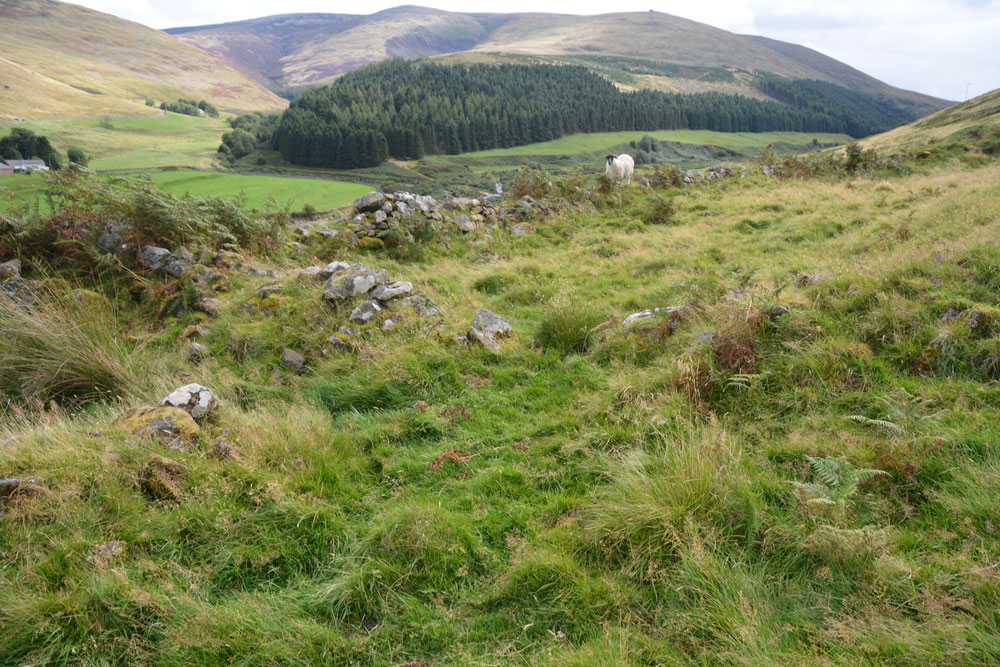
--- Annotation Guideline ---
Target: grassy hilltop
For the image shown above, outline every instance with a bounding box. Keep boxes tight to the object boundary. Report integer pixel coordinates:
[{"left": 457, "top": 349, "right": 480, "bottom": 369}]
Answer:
[{"left": 1, "top": 91, "right": 999, "bottom": 665}]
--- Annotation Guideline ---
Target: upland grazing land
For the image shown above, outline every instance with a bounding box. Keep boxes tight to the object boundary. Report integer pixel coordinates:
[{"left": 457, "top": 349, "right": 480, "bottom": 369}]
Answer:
[{"left": 2, "top": 129, "right": 1000, "bottom": 663}]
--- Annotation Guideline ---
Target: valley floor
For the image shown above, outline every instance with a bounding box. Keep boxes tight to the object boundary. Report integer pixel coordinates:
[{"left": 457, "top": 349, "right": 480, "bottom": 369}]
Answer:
[{"left": 2, "top": 156, "right": 1000, "bottom": 665}]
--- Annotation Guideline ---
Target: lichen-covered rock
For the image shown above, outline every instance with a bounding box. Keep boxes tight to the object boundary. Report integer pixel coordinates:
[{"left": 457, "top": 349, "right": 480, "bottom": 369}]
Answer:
[
  {"left": 140, "top": 245, "right": 171, "bottom": 270},
  {"left": 214, "top": 249, "right": 244, "bottom": 270},
  {"left": 456, "top": 215, "right": 476, "bottom": 233},
  {"left": 322, "top": 264, "right": 389, "bottom": 301},
  {"left": 354, "top": 191, "right": 386, "bottom": 213},
  {"left": 372, "top": 281, "right": 413, "bottom": 301},
  {"left": 468, "top": 308, "right": 514, "bottom": 353},
  {"left": 323, "top": 334, "right": 356, "bottom": 355},
  {"left": 318, "top": 261, "right": 351, "bottom": 279},
  {"left": 210, "top": 438, "right": 243, "bottom": 461},
  {"left": 280, "top": 348, "right": 306, "bottom": 373},
  {"left": 400, "top": 295, "right": 443, "bottom": 319},
  {"left": 0, "top": 258, "right": 21, "bottom": 280},
  {"left": 139, "top": 454, "right": 189, "bottom": 502},
  {"left": 116, "top": 405, "right": 201, "bottom": 445},
  {"left": 350, "top": 299, "right": 382, "bottom": 324},
  {"left": 510, "top": 223, "right": 535, "bottom": 236},
  {"left": 0, "top": 276, "right": 41, "bottom": 305},
  {"left": 163, "top": 258, "right": 193, "bottom": 279},
  {"left": 622, "top": 306, "right": 682, "bottom": 334},
  {"left": 197, "top": 297, "right": 221, "bottom": 318},
  {"left": 160, "top": 384, "right": 218, "bottom": 421}
]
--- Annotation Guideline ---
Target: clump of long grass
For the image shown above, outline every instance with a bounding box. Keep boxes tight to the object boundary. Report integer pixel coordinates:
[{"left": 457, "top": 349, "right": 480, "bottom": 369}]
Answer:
[
  {"left": 0, "top": 284, "right": 146, "bottom": 404},
  {"left": 584, "top": 424, "right": 763, "bottom": 580},
  {"left": 535, "top": 299, "right": 608, "bottom": 355}
]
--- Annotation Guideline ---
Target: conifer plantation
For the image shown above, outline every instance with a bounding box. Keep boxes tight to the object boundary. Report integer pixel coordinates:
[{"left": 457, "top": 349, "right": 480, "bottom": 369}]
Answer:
[{"left": 273, "top": 60, "right": 912, "bottom": 168}]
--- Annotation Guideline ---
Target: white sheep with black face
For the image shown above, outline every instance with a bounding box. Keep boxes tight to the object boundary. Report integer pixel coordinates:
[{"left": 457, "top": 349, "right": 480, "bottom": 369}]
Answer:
[{"left": 605, "top": 153, "right": 634, "bottom": 185}]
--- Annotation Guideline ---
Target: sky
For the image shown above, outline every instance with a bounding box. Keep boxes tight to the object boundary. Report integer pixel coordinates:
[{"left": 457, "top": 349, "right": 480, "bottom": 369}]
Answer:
[{"left": 69, "top": 0, "right": 1000, "bottom": 101}]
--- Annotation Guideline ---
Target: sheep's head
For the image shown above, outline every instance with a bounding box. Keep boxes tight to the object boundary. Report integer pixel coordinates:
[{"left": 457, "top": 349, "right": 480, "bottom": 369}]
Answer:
[{"left": 605, "top": 154, "right": 617, "bottom": 165}]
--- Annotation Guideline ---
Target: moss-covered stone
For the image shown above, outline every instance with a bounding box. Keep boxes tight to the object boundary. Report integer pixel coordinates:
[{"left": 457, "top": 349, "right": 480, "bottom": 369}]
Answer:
[
  {"left": 357, "top": 236, "right": 385, "bottom": 250},
  {"left": 116, "top": 406, "right": 200, "bottom": 445},
  {"left": 139, "top": 454, "right": 189, "bottom": 502}
]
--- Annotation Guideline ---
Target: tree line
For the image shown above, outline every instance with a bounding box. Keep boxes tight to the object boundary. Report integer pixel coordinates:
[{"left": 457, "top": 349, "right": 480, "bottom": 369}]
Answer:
[
  {"left": 0, "top": 128, "right": 65, "bottom": 169},
  {"left": 269, "top": 60, "right": 914, "bottom": 169}
]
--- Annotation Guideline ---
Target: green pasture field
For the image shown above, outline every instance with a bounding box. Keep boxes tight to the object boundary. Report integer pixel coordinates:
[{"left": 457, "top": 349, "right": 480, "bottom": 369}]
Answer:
[
  {"left": 144, "top": 170, "right": 373, "bottom": 212},
  {"left": 14, "top": 112, "right": 228, "bottom": 170}
]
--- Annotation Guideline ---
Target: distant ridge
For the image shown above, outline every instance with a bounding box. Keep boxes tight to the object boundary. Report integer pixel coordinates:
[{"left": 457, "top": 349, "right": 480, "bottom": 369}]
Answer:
[{"left": 168, "top": 6, "right": 949, "bottom": 119}]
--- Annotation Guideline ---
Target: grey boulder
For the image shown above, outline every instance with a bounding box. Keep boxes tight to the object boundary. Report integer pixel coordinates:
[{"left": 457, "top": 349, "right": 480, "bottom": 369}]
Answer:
[
  {"left": 468, "top": 308, "right": 513, "bottom": 352},
  {"left": 140, "top": 245, "right": 171, "bottom": 270},
  {"left": 372, "top": 281, "right": 413, "bottom": 301},
  {"left": 354, "top": 192, "right": 386, "bottom": 214},
  {"left": 349, "top": 299, "right": 382, "bottom": 324}
]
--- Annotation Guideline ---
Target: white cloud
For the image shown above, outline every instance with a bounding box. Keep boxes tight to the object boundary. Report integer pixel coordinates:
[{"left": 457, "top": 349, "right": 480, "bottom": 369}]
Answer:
[{"left": 66, "top": 0, "right": 1000, "bottom": 99}]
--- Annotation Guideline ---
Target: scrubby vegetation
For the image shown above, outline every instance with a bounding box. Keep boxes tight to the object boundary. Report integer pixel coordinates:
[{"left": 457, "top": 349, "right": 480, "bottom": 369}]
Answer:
[
  {"left": 160, "top": 98, "right": 219, "bottom": 118},
  {"left": 2, "top": 111, "right": 1000, "bottom": 665}
]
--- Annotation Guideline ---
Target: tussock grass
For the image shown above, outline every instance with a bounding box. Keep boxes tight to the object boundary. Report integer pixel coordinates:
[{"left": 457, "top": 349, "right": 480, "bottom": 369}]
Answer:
[
  {"left": 0, "top": 283, "right": 149, "bottom": 404},
  {"left": 585, "top": 424, "right": 763, "bottom": 579},
  {"left": 535, "top": 298, "right": 608, "bottom": 355}
]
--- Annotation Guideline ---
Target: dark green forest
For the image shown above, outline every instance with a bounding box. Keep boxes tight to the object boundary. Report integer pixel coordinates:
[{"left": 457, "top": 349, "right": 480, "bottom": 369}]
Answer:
[
  {"left": 271, "top": 60, "right": 914, "bottom": 169},
  {"left": 757, "top": 76, "right": 911, "bottom": 138}
]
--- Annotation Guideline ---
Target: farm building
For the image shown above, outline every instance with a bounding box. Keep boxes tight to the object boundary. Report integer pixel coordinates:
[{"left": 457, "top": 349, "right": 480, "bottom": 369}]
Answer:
[
  {"left": 2, "top": 159, "right": 49, "bottom": 172},
  {"left": 0, "top": 161, "right": 13, "bottom": 177}
]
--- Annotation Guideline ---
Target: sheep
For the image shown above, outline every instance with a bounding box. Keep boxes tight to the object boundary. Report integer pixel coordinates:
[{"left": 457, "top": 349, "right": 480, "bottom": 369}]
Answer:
[{"left": 605, "top": 154, "right": 634, "bottom": 186}]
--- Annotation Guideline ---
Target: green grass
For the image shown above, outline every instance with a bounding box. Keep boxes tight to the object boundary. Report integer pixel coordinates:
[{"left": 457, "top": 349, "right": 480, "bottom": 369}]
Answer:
[
  {"left": 15, "top": 112, "right": 229, "bottom": 170},
  {"left": 1, "top": 170, "right": 374, "bottom": 214},
  {"left": 3, "top": 144, "right": 1000, "bottom": 664},
  {"left": 441, "top": 129, "right": 852, "bottom": 159},
  {"left": 144, "top": 170, "right": 374, "bottom": 212}
]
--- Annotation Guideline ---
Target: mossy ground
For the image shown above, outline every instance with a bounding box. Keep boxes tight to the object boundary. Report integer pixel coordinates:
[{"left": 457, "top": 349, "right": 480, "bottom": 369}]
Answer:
[{"left": 3, "top": 154, "right": 1000, "bottom": 665}]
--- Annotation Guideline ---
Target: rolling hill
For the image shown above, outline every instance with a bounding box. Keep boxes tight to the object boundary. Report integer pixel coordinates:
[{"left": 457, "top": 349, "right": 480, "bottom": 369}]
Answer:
[
  {"left": 860, "top": 87, "right": 1000, "bottom": 154},
  {"left": 168, "top": 6, "right": 949, "bottom": 118},
  {"left": 0, "top": 0, "right": 287, "bottom": 121}
]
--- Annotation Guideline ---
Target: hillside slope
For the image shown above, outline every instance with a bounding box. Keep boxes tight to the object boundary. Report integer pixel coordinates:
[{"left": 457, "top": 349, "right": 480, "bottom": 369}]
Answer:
[
  {"left": 0, "top": 0, "right": 287, "bottom": 121},
  {"left": 861, "top": 87, "right": 1000, "bottom": 153},
  {"left": 169, "top": 6, "right": 948, "bottom": 118}
]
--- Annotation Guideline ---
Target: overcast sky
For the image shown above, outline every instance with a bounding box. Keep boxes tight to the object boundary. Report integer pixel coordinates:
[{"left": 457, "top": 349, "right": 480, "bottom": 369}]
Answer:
[{"left": 70, "top": 0, "right": 1000, "bottom": 101}]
